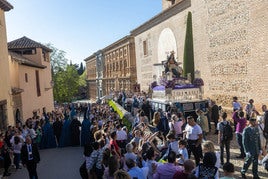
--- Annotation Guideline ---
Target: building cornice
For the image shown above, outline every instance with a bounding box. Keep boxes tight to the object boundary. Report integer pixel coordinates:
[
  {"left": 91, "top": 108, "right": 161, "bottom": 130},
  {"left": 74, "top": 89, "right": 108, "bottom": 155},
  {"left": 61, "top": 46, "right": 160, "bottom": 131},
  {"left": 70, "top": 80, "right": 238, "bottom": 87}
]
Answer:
[
  {"left": 84, "top": 54, "right": 96, "bottom": 62},
  {"left": 84, "top": 36, "right": 135, "bottom": 63},
  {"left": 102, "top": 35, "right": 134, "bottom": 53},
  {"left": 130, "top": 0, "right": 191, "bottom": 36},
  {"left": 0, "top": 0, "right": 13, "bottom": 11}
]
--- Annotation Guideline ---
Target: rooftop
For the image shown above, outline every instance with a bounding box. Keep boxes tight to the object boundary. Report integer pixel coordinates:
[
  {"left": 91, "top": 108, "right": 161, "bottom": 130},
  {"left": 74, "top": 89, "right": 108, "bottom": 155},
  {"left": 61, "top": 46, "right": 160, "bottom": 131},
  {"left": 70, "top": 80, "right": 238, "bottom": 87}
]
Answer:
[
  {"left": 0, "top": 0, "right": 13, "bottom": 11},
  {"left": 8, "top": 36, "right": 52, "bottom": 52}
]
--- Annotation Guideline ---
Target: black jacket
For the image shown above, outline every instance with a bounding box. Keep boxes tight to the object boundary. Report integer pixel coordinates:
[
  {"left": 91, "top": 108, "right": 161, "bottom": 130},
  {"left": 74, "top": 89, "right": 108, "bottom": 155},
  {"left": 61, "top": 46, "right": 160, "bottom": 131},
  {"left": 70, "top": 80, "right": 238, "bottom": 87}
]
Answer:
[{"left": 21, "top": 143, "right": 40, "bottom": 165}]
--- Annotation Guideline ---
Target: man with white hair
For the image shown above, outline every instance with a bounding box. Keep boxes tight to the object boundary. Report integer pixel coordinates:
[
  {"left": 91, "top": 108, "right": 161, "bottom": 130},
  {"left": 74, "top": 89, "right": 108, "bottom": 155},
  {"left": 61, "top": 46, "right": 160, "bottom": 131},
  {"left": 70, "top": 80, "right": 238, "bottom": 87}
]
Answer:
[{"left": 124, "top": 143, "right": 137, "bottom": 162}]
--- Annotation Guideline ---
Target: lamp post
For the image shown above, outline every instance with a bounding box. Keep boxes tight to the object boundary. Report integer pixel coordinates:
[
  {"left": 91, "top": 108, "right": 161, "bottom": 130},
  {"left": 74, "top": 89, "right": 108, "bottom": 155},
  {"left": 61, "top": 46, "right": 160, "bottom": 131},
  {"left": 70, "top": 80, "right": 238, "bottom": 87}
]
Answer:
[{"left": 45, "top": 80, "right": 54, "bottom": 91}]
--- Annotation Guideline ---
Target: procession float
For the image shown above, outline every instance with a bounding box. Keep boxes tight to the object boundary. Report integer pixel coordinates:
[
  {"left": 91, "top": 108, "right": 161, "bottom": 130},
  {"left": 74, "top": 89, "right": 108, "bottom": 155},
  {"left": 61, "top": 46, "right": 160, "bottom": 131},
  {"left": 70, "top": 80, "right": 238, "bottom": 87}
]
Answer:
[{"left": 150, "top": 51, "right": 208, "bottom": 118}]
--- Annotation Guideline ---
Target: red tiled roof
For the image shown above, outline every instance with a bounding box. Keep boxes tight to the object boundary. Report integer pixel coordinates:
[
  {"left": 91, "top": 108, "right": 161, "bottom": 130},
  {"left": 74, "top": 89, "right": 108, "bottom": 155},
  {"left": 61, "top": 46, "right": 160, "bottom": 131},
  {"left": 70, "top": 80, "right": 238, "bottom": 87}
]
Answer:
[
  {"left": 9, "top": 51, "right": 47, "bottom": 69},
  {"left": 8, "top": 36, "right": 52, "bottom": 52},
  {"left": 0, "top": 0, "right": 13, "bottom": 11}
]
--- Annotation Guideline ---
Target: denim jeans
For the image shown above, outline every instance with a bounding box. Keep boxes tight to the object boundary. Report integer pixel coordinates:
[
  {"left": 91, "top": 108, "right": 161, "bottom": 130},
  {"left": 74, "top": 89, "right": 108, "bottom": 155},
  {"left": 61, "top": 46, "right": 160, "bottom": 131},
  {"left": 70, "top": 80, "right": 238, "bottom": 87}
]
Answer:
[
  {"left": 220, "top": 140, "right": 230, "bottom": 164},
  {"left": 241, "top": 154, "right": 259, "bottom": 177},
  {"left": 236, "top": 133, "right": 245, "bottom": 157}
]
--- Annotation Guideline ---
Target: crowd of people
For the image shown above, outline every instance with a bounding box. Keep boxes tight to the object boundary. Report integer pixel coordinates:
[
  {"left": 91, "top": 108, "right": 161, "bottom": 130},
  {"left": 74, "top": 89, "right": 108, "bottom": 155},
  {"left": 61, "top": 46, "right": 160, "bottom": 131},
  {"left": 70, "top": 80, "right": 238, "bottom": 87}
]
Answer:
[
  {"left": 0, "top": 92, "right": 268, "bottom": 179},
  {"left": 0, "top": 104, "right": 87, "bottom": 178},
  {"left": 78, "top": 93, "right": 268, "bottom": 179}
]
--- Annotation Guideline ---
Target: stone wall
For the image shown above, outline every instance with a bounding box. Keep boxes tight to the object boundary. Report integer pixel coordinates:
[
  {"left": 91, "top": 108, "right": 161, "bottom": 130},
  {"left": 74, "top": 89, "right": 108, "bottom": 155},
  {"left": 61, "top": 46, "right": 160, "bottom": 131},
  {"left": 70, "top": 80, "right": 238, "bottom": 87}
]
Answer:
[
  {"left": 134, "top": 0, "right": 268, "bottom": 110},
  {"left": 200, "top": 0, "right": 268, "bottom": 109}
]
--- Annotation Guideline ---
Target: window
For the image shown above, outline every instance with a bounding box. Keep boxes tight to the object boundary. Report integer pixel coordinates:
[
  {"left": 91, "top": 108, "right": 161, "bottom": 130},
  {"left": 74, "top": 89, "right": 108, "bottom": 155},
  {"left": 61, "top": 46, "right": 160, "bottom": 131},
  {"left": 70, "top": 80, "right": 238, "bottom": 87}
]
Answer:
[
  {"left": 23, "top": 49, "right": 36, "bottom": 55},
  {"left": 25, "top": 73, "right": 28, "bottom": 83},
  {"left": 42, "top": 51, "right": 49, "bottom": 62},
  {"left": 35, "top": 70, "right": 41, "bottom": 97},
  {"left": 143, "top": 40, "right": 148, "bottom": 56}
]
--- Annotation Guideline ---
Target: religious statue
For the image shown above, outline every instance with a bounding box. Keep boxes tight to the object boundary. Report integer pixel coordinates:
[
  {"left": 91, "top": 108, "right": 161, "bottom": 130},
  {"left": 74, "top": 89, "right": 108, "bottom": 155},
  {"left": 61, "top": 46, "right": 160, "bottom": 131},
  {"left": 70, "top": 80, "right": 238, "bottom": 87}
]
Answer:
[{"left": 164, "top": 51, "right": 182, "bottom": 78}]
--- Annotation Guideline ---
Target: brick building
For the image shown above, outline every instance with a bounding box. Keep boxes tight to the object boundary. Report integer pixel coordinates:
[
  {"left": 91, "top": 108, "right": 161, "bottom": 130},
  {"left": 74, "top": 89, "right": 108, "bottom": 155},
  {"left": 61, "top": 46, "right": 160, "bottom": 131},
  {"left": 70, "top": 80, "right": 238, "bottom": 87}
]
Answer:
[
  {"left": 85, "top": 36, "right": 137, "bottom": 101},
  {"left": 85, "top": 54, "right": 97, "bottom": 100}
]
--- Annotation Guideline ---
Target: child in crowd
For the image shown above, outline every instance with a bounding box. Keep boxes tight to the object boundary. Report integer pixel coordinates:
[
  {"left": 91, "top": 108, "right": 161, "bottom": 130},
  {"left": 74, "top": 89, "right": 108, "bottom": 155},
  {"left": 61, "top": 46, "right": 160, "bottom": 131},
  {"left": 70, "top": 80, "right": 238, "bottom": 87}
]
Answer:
[
  {"left": 194, "top": 152, "right": 218, "bottom": 179},
  {"left": 177, "top": 140, "right": 188, "bottom": 165},
  {"left": 220, "top": 162, "right": 235, "bottom": 179},
  {"left": 114, "top": 169, "right": 131, "bottom": 179},
  {"left": 162, "top": 133, "right": 178, "bottom": 160}
]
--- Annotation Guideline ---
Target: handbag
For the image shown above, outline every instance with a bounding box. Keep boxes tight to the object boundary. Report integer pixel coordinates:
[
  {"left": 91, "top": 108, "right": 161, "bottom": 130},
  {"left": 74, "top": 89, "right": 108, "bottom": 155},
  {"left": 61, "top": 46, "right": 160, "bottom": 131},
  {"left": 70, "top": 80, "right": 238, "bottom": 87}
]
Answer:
[{"left": 259, "top": 124, "right": 268, "bottom": 139}]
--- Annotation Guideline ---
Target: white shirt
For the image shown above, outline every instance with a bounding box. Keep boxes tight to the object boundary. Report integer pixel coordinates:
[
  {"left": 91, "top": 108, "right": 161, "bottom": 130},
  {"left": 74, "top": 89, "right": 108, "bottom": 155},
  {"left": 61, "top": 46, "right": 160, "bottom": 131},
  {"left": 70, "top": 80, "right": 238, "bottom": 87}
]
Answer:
[
  {"left": 185, "top": 124, "right": 202, "bottom": 140},
  {"left": 27, "top": 144, "right": 33, "bottom": 160},
  {"left": 116, "top": 129, "right": 127, "bottom": 140},
  {"left": 10, "top": 135, "right": 25, "bottom": 144},
  {"left": 28, "top": 128, "right": 37, "bottom": 139},
  {"left": 13, "top": 143, "right": 22, "bottom": 154}
]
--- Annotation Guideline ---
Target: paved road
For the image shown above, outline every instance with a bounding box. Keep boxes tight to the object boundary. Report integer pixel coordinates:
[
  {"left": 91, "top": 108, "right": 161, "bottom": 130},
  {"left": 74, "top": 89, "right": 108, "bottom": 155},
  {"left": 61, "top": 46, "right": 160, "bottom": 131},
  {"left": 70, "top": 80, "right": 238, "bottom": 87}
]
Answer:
[{"left": 8, "top": 146, "right": 83, "bottom": 179}]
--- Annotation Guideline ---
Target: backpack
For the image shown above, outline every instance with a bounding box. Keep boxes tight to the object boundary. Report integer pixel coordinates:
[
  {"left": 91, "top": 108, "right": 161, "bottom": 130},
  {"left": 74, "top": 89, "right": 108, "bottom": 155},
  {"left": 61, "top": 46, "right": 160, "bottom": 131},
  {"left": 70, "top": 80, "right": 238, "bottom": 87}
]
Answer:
[
  {"left": 133, "top": 99, "right": 139, "bottom": 108},
  {"left": 221, "top": 122, "right": 233, "bottom": 141},
  {"left": 198, "top": 163, "right": 218, "bottom": 179}
]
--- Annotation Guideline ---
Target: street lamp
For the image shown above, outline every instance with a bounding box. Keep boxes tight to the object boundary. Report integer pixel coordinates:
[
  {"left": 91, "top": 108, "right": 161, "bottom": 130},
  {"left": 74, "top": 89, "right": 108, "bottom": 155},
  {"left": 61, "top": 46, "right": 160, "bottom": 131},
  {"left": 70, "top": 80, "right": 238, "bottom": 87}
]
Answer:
[{"left": 45, "top": 80, "right": 54, "bottom": 91}]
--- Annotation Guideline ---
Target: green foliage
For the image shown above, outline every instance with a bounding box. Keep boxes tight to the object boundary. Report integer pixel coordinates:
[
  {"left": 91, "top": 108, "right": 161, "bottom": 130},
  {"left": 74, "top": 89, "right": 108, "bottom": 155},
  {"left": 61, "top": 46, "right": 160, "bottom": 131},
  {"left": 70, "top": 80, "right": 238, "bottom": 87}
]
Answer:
[
  {"left": 78, "top": 70, "right": 87, "bottom": 87},
  {"left": 45, "top": 44, "right": 87, "bottom": 102},
  {"left": 45, "top": 43, "right": 68, "bottom": 73},
  {"left": 53, "top": 65, "right": 80, "bottom": 103},
  {"left": 183, "top": 11, "right": 195, "bottom": 82}
]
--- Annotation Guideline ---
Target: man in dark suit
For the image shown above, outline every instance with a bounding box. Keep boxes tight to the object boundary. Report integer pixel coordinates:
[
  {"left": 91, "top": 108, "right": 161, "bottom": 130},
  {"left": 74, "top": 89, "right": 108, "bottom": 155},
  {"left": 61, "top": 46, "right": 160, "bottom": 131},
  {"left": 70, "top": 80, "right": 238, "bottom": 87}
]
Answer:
[
  {"left": 53, "top": 117, "right": 63, "bottom": 147},
  {"left": 21, "top": 136, "right": 40, "bottom": 179}
]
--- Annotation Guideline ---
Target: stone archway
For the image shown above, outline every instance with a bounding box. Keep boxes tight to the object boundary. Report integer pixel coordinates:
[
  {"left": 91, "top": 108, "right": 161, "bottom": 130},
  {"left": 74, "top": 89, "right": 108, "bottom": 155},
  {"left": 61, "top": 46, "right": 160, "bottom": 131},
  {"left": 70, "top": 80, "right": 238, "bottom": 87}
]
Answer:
[{"left": 156, "top": 28, "right": 178, "bottom": 78}]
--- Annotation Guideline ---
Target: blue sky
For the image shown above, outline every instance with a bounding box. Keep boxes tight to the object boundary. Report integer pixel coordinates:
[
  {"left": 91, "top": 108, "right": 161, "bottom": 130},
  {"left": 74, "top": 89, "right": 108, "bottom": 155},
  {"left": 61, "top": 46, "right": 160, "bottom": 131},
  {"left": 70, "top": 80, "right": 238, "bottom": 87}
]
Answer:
[{"left": 6, "top": 0, "right": 162, "bottom": 64}]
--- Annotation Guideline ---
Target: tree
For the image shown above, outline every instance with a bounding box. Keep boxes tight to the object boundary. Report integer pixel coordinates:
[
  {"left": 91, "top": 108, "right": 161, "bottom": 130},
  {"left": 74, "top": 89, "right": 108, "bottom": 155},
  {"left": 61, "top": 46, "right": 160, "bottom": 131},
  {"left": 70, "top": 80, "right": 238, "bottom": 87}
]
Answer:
[
  {"left": 45, "top": 43, "right": 87, "bottom": 102},
  {"left": 183, "top": 11, "right": 195, "bottom": 82},
  {"left": 78, "top": 70, "right": 87, "bottom": 87},
  {"left": 77, "top": 62, "right": 85, "bottom": 75},
  {"left": 45, "top": 43, "right": 68, "bottom": 73},
  {"left": 53, "top": 65, "right": 80, "bottom": 103}
]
